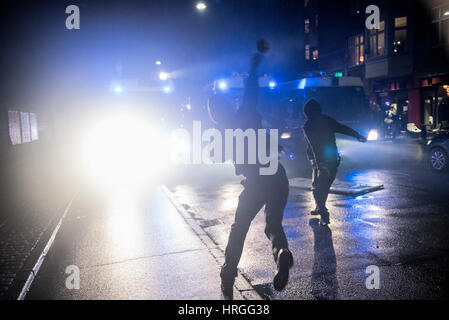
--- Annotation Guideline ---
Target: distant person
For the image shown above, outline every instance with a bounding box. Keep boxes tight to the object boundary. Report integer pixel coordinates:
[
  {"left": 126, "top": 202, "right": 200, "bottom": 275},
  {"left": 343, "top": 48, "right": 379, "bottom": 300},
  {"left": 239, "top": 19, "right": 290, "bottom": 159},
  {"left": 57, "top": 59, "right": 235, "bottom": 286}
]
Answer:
[
  {"left": 208, "top": 41, "right": 293, "bottom": 300},
  {"left": 303, "top": 99, "right": 367, "bottom": 226}
]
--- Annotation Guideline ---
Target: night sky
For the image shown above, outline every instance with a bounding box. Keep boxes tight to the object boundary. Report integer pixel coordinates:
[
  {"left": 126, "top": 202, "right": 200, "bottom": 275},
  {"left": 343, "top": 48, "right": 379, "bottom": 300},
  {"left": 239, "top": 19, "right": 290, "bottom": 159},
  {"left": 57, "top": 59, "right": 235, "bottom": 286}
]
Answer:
[{"left": 0, "top": 0, "right": 311, "bottom": 105}]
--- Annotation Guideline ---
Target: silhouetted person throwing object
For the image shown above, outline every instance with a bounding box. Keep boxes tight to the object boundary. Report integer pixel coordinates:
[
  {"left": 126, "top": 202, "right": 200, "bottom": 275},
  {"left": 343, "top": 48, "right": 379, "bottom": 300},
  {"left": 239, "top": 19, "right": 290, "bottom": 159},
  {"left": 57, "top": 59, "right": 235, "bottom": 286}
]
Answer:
[
  {"left": 303, "top": 99, "right": 367, "bottom": 226},
  {"left": 208, "top": 40, "right": 293, "bottom": 300}
]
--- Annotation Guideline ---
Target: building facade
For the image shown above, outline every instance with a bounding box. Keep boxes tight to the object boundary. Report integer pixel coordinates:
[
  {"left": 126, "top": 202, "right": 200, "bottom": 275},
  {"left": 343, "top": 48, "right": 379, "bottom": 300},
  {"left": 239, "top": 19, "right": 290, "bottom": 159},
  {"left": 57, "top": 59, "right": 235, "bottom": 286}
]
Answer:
[{"left": 302, "top": 0, "right": 449, "bottom": 137}]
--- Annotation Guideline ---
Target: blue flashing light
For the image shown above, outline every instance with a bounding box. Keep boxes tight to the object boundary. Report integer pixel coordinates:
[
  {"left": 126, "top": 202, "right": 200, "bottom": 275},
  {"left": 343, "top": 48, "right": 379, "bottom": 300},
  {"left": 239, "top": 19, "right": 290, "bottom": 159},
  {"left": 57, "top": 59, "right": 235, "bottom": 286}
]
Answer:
[
  {"left": 268, "top": 80, "right": 277, "bottom": 89},
  {"left": 218, "top": 80, "right": 228, "bottom": 91},
  {"left": 298, "top": 79, "right": 306, "bottom": 89}
]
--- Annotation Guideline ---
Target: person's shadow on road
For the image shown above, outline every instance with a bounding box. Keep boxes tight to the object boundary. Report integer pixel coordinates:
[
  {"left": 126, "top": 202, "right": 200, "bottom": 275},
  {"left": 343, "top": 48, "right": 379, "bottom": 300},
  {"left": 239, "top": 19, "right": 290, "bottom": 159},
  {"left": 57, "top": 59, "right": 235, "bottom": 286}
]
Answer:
[{"left": 309, "top": 218, "right": 339, "bottom": 299}]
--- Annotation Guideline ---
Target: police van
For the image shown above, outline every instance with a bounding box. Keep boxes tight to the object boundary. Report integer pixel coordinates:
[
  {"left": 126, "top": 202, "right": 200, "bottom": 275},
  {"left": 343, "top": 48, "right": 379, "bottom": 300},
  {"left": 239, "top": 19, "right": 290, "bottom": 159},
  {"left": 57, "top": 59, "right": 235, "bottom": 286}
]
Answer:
[{"left": 211, "top": 73, "right": 378, "bottom": 176}]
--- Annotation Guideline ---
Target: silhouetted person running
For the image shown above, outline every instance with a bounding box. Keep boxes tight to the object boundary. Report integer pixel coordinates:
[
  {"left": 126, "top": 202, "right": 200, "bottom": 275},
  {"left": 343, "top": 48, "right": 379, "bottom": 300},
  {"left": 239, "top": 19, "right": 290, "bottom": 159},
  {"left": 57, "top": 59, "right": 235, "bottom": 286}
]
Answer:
[
  {"left": 303, "top": 99, "right": 367, "bottom": 226},
  {"left": 208, "top": 44, "right": 293, "bottom": 300}
]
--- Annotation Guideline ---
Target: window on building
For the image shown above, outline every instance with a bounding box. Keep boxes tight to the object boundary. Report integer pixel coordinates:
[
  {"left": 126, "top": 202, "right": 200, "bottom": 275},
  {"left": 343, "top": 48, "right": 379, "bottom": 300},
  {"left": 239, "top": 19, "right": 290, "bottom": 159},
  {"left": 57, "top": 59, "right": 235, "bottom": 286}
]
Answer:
[
  {"left": 30, "top": 113, "right": 39, "bottom": 141},
  {"left": 305, "top": 18, "right": 310, "bottom": 33},
  {"left": 369, "top": 20, "right": 385, "bottom": 57},
  {"left": 315, "top": 14, "right": 319, "bottom": 28},
  {"left": 305, "top": 44, "right": 310, "bottom": 60},
  {"left": 8, "top": 111, "right": 21, "bottom": 145},
  {"left": 443, "top": 19, "right": 449, "bottom": 43},
  {"left": 433, "top": 5, "right": 449, "bottom": 45},
  {"left": 394, "top": 16, "right": 407, "bottom": 53},
  {"left": 349, "top": 34, "right": 365, "bottom": 66},
  {"left": 7, "top": 110, "right": 38, "bottom": 145},
  {"left": 20, "top": 112, "right": 31, "bottom": 143},
  {"left": 312, "top": 49, "right": 319, "bottom": 60}
]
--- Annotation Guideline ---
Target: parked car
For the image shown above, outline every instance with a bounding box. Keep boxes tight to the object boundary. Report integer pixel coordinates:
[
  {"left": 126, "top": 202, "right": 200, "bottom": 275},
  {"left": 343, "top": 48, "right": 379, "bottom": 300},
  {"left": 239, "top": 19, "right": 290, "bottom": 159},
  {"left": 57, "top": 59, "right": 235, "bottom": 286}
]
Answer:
[{"left": 427, "top": 134, "right": 449, "bottom": 171}]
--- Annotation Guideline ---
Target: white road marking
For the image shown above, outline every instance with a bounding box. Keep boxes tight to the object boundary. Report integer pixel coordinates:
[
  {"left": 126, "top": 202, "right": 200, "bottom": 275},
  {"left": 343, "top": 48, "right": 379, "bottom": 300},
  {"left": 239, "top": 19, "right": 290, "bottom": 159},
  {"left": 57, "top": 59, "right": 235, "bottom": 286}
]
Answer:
[{"left": 17, "top": 194, "right": 77, "bottom": 300}]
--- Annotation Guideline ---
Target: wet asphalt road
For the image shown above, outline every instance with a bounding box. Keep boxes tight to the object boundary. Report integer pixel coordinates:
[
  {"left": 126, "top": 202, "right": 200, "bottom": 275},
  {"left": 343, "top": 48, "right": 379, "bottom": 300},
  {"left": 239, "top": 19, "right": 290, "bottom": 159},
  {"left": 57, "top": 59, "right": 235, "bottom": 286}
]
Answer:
[
  {"left": 167, "top": 139, "right": 449, "bottom": 299},
  {"left": 26, "top": 187, "right": 233, "bottom": 300},
  {"left": 25, "top": 138, "right": 449, "bottom": 300}
]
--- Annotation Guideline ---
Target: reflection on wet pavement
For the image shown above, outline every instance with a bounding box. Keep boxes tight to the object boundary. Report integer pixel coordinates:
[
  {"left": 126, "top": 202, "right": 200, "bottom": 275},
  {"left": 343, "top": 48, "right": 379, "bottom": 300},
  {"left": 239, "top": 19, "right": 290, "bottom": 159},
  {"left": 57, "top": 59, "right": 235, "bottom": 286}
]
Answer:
[{"left": 168, "top": 160, "right": 449, "bottom": 299}]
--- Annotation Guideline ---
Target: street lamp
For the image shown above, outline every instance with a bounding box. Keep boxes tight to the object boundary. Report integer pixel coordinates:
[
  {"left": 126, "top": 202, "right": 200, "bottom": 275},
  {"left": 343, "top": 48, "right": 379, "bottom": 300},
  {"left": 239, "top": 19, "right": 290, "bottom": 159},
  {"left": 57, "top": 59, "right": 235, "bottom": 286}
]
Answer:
[
  {"left": 155, "top": 60, "right": 162, "bottom": 65},
  {"left": 196, "top": 2, "right": 206, "bottom": 11}
]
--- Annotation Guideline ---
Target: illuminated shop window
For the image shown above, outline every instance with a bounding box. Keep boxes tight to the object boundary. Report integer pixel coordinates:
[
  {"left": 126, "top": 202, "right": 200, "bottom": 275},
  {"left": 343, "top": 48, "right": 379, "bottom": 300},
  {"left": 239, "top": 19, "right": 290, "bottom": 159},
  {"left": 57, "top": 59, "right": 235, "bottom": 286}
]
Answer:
[{"left": 394, "top": 17, "right": 407, "bottom": 53}]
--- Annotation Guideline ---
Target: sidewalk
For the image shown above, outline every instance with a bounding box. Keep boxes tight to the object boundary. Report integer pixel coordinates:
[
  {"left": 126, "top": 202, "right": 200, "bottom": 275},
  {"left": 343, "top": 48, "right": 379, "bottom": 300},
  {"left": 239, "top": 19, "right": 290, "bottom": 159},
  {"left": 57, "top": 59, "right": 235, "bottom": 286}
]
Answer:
[
  {"left": 0, "top": 143, "right": 71, "bottom": 300},
  {"left": 0, "top": 179, "right": 63, "bottom": 300},
  {"left": 25, "top": 187, "right": 260, "bottom": 300}
]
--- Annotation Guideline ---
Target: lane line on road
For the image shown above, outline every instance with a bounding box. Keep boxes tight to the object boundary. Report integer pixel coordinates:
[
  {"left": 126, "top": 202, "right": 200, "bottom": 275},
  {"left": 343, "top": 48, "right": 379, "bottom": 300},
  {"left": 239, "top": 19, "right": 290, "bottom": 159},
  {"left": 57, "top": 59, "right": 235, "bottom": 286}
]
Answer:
[
  {"left": 17, "top": 193, "right": 77, "bottom": 300},
  {"left": 162, "top": 185, "right": 262, "bottom": 300}
]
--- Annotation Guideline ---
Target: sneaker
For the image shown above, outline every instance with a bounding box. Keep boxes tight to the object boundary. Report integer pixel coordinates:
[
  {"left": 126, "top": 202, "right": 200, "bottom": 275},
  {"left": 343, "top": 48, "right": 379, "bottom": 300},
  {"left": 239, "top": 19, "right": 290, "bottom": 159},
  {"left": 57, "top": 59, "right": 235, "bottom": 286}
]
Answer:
[
  {"left": 319, "top": 210, "right": 330, "bottom": 226},
  {"left": 273, "top": 249, "right": 293, "bottom": 291},
  {"left": 310, "top": 208, "right": 320, "bottom": 215}
]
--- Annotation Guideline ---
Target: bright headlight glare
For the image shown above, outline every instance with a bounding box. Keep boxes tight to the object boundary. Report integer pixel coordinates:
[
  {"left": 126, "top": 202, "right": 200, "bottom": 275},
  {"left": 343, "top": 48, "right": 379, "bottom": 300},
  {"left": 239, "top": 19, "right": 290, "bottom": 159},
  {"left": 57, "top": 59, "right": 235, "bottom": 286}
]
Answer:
[
  {"left": 82, "top": 114, "right": 168, "bottom": 188},
  {"left": 367, "top": 129, "right": 379, "bottom": 141},
  {"left": 169, "top": 132, "right": 191, "bottom": 164},
  {"left": 159, "top": 72, "right": 169, "bottom": 80}
]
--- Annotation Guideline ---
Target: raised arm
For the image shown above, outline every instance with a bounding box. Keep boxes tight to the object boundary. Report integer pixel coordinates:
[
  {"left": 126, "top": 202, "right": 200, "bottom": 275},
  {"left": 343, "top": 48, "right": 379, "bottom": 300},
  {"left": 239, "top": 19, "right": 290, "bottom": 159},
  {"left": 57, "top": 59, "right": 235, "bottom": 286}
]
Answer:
[{"left": 240, "top": 53, "right": 262, "bottom": 114}]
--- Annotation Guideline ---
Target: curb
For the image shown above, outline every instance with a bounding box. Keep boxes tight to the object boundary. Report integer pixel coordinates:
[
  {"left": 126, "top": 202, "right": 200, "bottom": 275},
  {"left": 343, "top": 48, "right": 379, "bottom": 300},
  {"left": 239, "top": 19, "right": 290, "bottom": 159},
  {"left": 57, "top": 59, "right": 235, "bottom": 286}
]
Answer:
[{"left": 162, "top": 186, "right": 262, "bottom": 300}]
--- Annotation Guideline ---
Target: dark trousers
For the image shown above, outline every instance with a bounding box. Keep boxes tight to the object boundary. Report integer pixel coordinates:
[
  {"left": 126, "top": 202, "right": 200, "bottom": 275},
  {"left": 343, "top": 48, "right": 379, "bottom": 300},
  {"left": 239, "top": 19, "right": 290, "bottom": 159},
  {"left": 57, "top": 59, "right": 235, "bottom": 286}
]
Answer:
[
  {"left": 221, "top": 164, "right": 290, "bottom": 279},
  {"left": 311, "top": 159, "right": 339, "bottom": 212}
]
